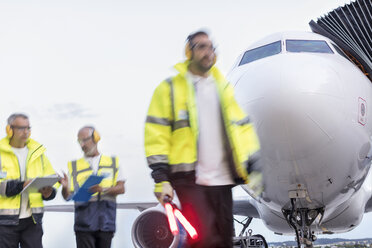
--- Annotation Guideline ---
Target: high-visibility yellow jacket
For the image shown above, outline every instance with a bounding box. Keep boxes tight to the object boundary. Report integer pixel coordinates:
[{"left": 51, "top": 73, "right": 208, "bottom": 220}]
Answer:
[
  {"left": 67, "top": 155, "right": 119, "bottom": 198},
  {"left": 144, "top": 61, "right": 260, "bottom": 184},
  {"left": 67, "top": 155, "right": 119, "bottom": 232},
  {"left": 0, "top": 137, "right": 56, "bottom": 225}
]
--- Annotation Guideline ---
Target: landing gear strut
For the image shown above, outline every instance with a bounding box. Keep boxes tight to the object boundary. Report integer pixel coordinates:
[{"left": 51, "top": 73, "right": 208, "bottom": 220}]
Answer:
[
  {"left": 233, "top": 217, "right": 268, "bottom": 248},
  {"left": 282, "top": 199, "right": 324, "bottom": 248}
]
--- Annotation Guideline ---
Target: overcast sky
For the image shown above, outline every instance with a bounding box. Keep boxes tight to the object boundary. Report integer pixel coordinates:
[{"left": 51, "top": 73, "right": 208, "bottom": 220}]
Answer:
[{"left": 1, "top": 0, "right": 371, "bottom": 247}]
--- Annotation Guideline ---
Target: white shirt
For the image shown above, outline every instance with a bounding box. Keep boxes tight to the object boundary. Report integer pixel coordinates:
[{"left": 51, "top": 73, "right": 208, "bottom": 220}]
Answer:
[
  {"left": 84, "top": 154, "right": 126, "bottom": 182},
  {"left": 188, "top": 72, "right": 234, "bottom": 186},
  {"left": 12, "top": 146, "right": 32, "bottom": 219}
]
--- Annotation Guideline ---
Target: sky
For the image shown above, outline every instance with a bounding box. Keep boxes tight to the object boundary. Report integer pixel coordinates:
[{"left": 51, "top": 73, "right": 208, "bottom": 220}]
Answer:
[{"left": 0, "top": 0, "right": 371, "bottom": 247}]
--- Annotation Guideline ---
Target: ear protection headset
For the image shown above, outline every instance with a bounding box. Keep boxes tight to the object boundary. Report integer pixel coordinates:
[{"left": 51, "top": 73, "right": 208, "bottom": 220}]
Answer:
[
  {"left": 185, "top": 41, "right": 193, "bottom": 60},
  {"left": 87, "top": 126, "right": 101, "bottom": 143},
  {"left": 185, "top": 31, "right": 217, "bottom": 64},
  {"left": 6, "top": 125, "right": 31, "bottom": 139},
  {"left": 6, "top": 125, "right": 13, "bottom": 138},
  {"left": 6, "top": 113, "right": 31, "bottom": 139}
]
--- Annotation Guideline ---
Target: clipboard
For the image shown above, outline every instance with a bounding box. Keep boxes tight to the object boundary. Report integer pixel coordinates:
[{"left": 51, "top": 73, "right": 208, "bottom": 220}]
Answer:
[
  {"left": 72, "top": 175, "right": 105, "bottom": 202},
  {"left": 21, "top": 175, "right": 60, "bottom": 193}
]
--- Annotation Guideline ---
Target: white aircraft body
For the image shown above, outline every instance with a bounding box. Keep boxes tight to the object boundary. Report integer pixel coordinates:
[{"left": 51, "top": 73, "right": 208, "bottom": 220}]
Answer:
[
  {"left": 45, "top": 31, "right": 372, "bottom": 248},
  {"left": 127, "top": 31, "right": 372, "bottom": 248},
  {"left": 230, "top": 31, "right": 372, "bottom": 245}
]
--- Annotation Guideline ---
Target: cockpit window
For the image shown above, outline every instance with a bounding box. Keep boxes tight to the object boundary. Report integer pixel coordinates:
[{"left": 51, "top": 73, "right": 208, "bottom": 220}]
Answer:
[
  {"left": 239, "top": 41, "right": 281, "bottom": 66},
  {"left": 286, "top": 40, "right": 334, "bottom": 53}
]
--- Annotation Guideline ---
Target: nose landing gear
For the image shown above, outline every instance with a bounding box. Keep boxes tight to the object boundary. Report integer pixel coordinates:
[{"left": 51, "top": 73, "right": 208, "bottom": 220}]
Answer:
[{"left": 282, "top": 199, "right": 324, "bottom": 248}]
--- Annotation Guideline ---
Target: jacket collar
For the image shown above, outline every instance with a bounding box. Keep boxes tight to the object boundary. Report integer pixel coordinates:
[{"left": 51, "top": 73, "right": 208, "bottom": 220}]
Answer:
[
  {"left": 0, "top": 137, "right": 45, "bottom": 157},
  {"left": 173, "top": 60, "right": 226, "bottom": 83}
]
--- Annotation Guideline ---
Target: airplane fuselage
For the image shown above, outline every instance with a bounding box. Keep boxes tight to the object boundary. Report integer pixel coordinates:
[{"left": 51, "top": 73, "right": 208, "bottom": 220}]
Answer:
[{"left": 228, "top": 32, "right": 372, "bottom": 234}]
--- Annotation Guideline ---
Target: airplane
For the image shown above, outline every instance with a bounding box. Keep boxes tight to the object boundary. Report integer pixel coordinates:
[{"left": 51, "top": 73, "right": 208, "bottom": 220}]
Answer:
[
  {"left": 229, "top": 30, "right": 372, "bottom": 247},
  {"left": 129, "top": 1, "right": 372, "bottom": 247},
  {"left": 45, "top": 1, "right": 372, "bottom": 248},
  {"left": 117, "top": 30, "right": 372, "bottom": 248}
]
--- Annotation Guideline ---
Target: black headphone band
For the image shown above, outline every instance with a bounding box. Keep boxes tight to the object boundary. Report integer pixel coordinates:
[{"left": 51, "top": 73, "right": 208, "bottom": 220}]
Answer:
[{"left": 186, "top": 30, "right": 209, "bottom": 46}]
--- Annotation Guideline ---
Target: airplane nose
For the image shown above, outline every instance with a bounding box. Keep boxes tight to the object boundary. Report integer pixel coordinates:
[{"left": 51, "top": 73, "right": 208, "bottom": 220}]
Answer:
[{"left": 234, "top": 54, "right": 345, "bottom": 161}]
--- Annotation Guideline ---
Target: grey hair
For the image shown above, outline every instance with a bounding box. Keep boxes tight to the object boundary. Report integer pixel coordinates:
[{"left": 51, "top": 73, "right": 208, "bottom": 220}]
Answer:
[{"left": 7, "top": 113, "right": 29, "bottom": 125}]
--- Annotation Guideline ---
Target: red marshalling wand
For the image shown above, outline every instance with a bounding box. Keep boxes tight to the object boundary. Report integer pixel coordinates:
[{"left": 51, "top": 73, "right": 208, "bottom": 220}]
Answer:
[{"left": 164, "top": 198, "right": 198, "bottom": 240}]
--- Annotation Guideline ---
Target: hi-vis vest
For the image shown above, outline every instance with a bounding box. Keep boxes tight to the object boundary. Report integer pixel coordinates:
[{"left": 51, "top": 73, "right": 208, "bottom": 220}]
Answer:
[
  {"left": 0, "top": 137, "right": 56, "bottom": 225},
  {"left": 68, "top": 155, "right": 119, "bottom": 201},
  {"left": 144, "top": 61, "right": 260, "bottom": 184}
]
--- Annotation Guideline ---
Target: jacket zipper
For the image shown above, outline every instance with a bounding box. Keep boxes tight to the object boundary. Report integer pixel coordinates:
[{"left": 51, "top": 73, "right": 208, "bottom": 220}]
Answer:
[
  {"left": 16, "top": 155, "right": 22, "bottom": 221},
  {"left": 22, "top": 145, "right": 42, "bottom": 224}
]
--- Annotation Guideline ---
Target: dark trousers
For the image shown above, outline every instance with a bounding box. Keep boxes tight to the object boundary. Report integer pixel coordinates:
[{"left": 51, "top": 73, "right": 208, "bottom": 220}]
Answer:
[
  {"left": 173, "top": 182, "right": 234, "bottom": 248},
  {"left": 0, "top": 217, "right": 43, "bottom": 248},
  {"left": 75, "top": 231, "right": 114, "bottom": 248}
]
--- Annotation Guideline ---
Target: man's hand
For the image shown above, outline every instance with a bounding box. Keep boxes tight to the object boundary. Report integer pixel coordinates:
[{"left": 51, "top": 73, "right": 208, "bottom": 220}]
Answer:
[
  {"left": 59, "top": 172, "right": 72, "bottom": 200},
  {"left": 23, "top": 179, "right": 32, "bottom": 189},
  {"left": 154, "top": 181, "right": 174, "bottom": 206},
  {"left": 89, "top": 184, "right": 103, "bottom": 193},
  {"left": 59, "top": 172, "right": 69, "bottom": 189},
  {"left": 102, "top": 181, "right": 125, "bottom": 196},
  {"left": 39, "top": 186, "right": 53, "bottom": 198}
]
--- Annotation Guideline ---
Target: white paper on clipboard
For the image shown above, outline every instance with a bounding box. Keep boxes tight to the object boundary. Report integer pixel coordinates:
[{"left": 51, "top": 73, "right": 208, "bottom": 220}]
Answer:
[{"left": 21, "top": 175, "right": 60, "bottom": 193}]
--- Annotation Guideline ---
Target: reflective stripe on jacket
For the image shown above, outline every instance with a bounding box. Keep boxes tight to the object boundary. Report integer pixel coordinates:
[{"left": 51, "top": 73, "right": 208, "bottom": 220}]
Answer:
[
  {"left": 144, "top": 61, "right": 260, "bottom": 184},
  {"left": 68, "top": 155, "right": 119, "bottom": 232},
  {"left": 0, "top": 137, "right": 56, "bottom": 225}
]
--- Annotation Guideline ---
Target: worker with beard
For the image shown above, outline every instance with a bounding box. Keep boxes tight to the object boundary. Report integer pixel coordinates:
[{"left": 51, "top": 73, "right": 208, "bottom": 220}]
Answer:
[
  {"left": 144, "top": 30, "right": 262, "bottom": 248},
  {"left": 60, "top": 126, "right": 125, "bottom": 248}
]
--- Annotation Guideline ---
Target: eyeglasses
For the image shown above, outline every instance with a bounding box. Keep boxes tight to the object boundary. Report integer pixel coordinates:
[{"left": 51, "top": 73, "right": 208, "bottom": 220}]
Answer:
[
  {"left": 192, "top": 43, "right": 216, "bottom": 52},
  {"left": 77, "top": 136, "right": 92, "bottom": 145},
  {"left": 11, "top": 126, "right": 31, "bottom": 132}
]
